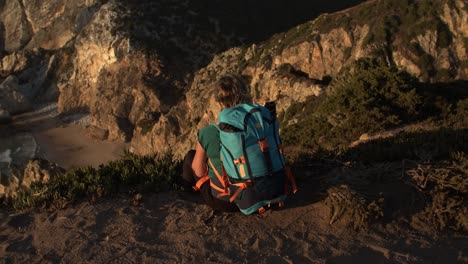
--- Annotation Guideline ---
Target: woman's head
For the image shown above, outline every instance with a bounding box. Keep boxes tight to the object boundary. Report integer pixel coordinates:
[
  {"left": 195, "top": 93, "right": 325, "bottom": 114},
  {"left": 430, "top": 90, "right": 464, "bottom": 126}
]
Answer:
[{"left": 214, "top": 74, "right": 252, "bottom": 108}]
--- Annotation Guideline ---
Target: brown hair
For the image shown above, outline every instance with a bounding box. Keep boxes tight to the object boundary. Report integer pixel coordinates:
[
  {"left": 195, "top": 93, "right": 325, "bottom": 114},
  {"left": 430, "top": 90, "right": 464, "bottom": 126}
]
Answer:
[{"left": 214, "top": 74, "right": 252, "bottom": 108}]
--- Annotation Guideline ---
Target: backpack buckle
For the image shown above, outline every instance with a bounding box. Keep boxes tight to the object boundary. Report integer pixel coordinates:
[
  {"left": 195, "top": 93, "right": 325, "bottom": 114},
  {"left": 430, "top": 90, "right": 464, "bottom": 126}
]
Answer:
[{"left": 233, "top": 156, "right": 246, "bottom": 165}]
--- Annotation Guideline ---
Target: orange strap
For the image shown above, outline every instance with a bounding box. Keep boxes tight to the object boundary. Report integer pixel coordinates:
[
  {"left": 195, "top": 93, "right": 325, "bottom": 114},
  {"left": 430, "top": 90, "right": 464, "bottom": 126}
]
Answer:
[
  {"left": 216, "top": 192, "right": 230, "bottom": 198},
  {"left": 229, "top": 181, "right": 252, "bottom": 203},
  {"left": 259, "top": 139, "right": 269, "bottom": 152},
  {"left": 208, "top": 158, "right": 230, "bottom": 196},
  {"left": 209, "top": 181, "right": 229, "bottom": 198},
  {"left": 193, "top": 175, "right": 210, "bottom": 191},
  {"left": 258, "top": 207, "right": 266, "bottom": 214},
  {"left": 286, "top": 167, "right": 298, "bottom": 194}
]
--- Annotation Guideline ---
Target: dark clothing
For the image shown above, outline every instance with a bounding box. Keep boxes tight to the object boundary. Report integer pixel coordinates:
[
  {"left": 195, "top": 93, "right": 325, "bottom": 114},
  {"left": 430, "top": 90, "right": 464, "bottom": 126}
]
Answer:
[
  {"left": 180, "top": 150, "right": 196, "bottom": 190},
  {"left": 197, "top": 124, "right": 230, "bottom": 201},
  {"left": 181, "top": 149, "right": 238, "bottom": 212},
  {"left": 198, "top": 177, "right": 238, "bottom": 212}
]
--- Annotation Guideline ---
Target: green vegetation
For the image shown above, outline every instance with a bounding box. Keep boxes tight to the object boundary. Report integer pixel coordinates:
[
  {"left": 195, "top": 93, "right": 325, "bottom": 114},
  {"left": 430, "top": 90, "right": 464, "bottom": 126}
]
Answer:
[
  {"left": 138, "top": 112, "right": 161, "bottom": 135},
  {"left": 281, "top": 56, "right": 467, "bottom": 232},
  {"left": 281, "top": 57, "right": 468, "bottom": 154},
  {"left": 321, "top": 0, "right": 451, "bottom": 46},
  {"left": 444, "top": 99, "right": 468, "bottom": 128},
  {"left": 329, "top": 0, "right": 453, "bottom": 81},
  {"left": 4, "top": 151, "right": 182, "bottom": 210},
  {"left": 281, "top": 58, "right": 422, "bottom": 151}
]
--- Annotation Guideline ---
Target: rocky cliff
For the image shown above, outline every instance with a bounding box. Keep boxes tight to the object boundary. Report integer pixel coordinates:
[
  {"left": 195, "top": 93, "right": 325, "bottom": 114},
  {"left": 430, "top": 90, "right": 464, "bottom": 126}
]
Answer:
[
  {"left": 1, "top": 0, "right": 466, "bottom": 159},
  {"left": 147, "top": 0, "right": 467, "bottom": 158}
]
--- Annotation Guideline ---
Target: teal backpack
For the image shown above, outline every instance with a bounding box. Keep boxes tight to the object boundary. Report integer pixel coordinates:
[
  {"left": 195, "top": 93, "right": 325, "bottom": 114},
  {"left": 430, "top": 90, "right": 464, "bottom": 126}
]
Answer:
[{"left": 217, "top": 103, "right": 297, "bottom": 215}]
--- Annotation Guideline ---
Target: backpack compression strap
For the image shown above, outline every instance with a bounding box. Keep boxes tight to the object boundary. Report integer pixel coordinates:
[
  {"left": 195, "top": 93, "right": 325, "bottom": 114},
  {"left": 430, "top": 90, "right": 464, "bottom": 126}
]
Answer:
[
  {"left": 193, "top": 175, "right": 210, "bottom": 191},
  {"left": 229, "top": 180, "right": 253, "bottom": 203},
  {"left": 207, "top": 158, "right": 230, "bottom": 198}
]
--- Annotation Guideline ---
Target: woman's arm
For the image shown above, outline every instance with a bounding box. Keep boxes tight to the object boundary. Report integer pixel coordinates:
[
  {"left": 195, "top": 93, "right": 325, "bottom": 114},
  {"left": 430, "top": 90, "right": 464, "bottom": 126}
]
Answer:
[{"left": 191, "top": 142, "right": 208, "bottom": 178}]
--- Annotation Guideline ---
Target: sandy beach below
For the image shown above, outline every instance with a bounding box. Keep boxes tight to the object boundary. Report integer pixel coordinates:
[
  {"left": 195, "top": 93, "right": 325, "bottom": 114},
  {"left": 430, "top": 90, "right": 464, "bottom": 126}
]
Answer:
[
  {"left": 2, "top": 104, "right": 126, "bottom": 170},
  {"left": 33, "top": 124, "right": 126, "bottom": 169}
]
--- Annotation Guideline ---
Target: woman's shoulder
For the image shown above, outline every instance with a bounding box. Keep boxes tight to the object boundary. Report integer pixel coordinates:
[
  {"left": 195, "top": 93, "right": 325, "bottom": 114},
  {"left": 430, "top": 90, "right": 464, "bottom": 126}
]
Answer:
[{"left": 198, "top": 123, "right": 219, "bottom": 139}]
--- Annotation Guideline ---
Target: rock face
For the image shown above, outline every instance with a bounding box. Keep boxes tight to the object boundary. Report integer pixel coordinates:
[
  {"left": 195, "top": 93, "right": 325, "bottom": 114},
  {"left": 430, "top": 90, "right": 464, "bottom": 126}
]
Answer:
[
  {"left": 0, "top": 0, "right": 31, "bottom": 53},
  {"left": 0, "top": 159, "right": 64, "bottom": 198},
  {"left": 20, "top": 159, "right": 64, "bottom": 189},
  {"left": 0, "top": 0, "right": 466, "bottom": 159},
  {"left": 0, "top": 75, "right": 31, "bottom": 114},
  {"left": 0, "top": 133, "right": 44, "bottom": 198},
  {"left": 146, "top": 0, "right": 468, "bottom": 158}
]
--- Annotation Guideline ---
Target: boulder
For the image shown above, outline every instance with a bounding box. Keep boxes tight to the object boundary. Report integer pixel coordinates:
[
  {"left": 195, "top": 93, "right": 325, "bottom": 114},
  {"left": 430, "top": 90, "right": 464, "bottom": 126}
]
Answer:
[
  {"left": 85, "top": 125, "right": 109, "bottom": 140},
  {"left": 1, "top": 51, "right": 30, "bottom": 74},
  {"left": 21, "top": 159, "right": 64, "bottom": 189},
  {"left": 0, "top": 174, "right": 20, "bottom": 198},
  {"left": 0, "top": 159, "right": 64, "bottom": 198},
  {"left": 22, "top": 0, "right": 67, "bottom": 33},
  {"left": 0, "top": 0, "right": 31, "bottom": 53},
  {"left": 23, "top": 0, "right": 100, "bottom": 51},
  {"left": 0, "top": 107, "right": 11, "bottom": 124},
  {"left": 0, "top": 75, "right": 31, "bottom": 114}
]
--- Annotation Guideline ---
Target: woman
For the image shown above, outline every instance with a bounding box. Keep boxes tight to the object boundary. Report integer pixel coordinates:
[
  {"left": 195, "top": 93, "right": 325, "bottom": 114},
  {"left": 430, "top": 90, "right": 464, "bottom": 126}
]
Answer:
[{"left": 180, "top": 74, "right": 251, "bottom": 212}]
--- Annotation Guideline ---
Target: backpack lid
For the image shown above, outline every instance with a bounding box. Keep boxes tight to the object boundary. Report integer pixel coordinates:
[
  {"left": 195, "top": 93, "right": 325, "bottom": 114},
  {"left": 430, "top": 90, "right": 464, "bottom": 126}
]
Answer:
[{"left": 218, "top": 104, "right": 259, "bottom": 130}]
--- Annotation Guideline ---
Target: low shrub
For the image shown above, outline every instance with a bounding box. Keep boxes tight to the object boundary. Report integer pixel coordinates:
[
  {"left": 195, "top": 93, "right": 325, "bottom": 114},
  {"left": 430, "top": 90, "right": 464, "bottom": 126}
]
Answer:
[
  {"left": 7, "top": 151, "right": 182, "bottom": 210},
  {"left": 281, "top": 58, "right": 421, "bottom": 151},
  {"left": 405, "top": 153, "right": 468, "bottom": 231}
]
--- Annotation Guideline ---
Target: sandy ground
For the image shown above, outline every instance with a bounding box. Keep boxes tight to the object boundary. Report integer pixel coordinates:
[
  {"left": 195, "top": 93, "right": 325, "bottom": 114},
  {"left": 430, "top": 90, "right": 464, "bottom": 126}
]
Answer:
[
  {"left": 5, "top": 104, "right": 126, "bottom": 169},
  {"left": 0, "top": 173, "right": 466, "bottom": 263},
  {"left": 33, "top": 124, "right": 126, "bottom": 169}
]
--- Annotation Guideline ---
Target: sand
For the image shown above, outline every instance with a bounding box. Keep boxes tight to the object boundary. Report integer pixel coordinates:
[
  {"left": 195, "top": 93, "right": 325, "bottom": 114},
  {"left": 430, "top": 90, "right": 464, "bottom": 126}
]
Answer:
[
  {"left": 4, "top": 104, "right": 126, "bottom": 170},
  {"left": 33, "top": 124, "right": 126, "bottom": 169},
  {"left": 0, "top": 175, "right": 466, "bottom": 263}
]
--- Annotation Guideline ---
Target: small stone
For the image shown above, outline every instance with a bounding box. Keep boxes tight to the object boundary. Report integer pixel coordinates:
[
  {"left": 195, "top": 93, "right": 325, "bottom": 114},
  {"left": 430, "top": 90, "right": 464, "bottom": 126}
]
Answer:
[
  {"left": 359, "top": 133, "right": 371, "bottom": 141},
  {"left": 0, "top": 76, "right": 32, "bottom": 114},
  {"left": 0, "top": 108, "right": 12, "bottom": 124},
  {"left": 85, "top": 125, "right": 109, "bottom": 140}
]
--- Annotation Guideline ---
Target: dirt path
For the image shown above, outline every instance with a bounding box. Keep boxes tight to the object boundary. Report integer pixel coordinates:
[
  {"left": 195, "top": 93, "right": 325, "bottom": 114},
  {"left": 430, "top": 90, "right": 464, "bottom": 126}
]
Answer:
[{"left": 0, "top": 175, "right": 466, "bottom": 263}]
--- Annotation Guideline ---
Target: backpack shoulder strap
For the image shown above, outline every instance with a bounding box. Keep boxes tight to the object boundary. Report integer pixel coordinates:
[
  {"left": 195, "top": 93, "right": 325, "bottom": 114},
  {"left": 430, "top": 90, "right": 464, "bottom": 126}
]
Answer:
[{"left": 209, "top": 122, "right": 220, "bottom": 131}]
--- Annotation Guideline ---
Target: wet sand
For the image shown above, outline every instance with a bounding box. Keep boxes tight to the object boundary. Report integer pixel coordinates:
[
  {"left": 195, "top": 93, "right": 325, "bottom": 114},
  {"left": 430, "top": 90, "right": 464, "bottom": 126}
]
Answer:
[
  {"left": 33, "top": 124, "right": 126, "bottom": 169},
  {"left": 6, "top": 104, "right": 126, "bottom": 169}
]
